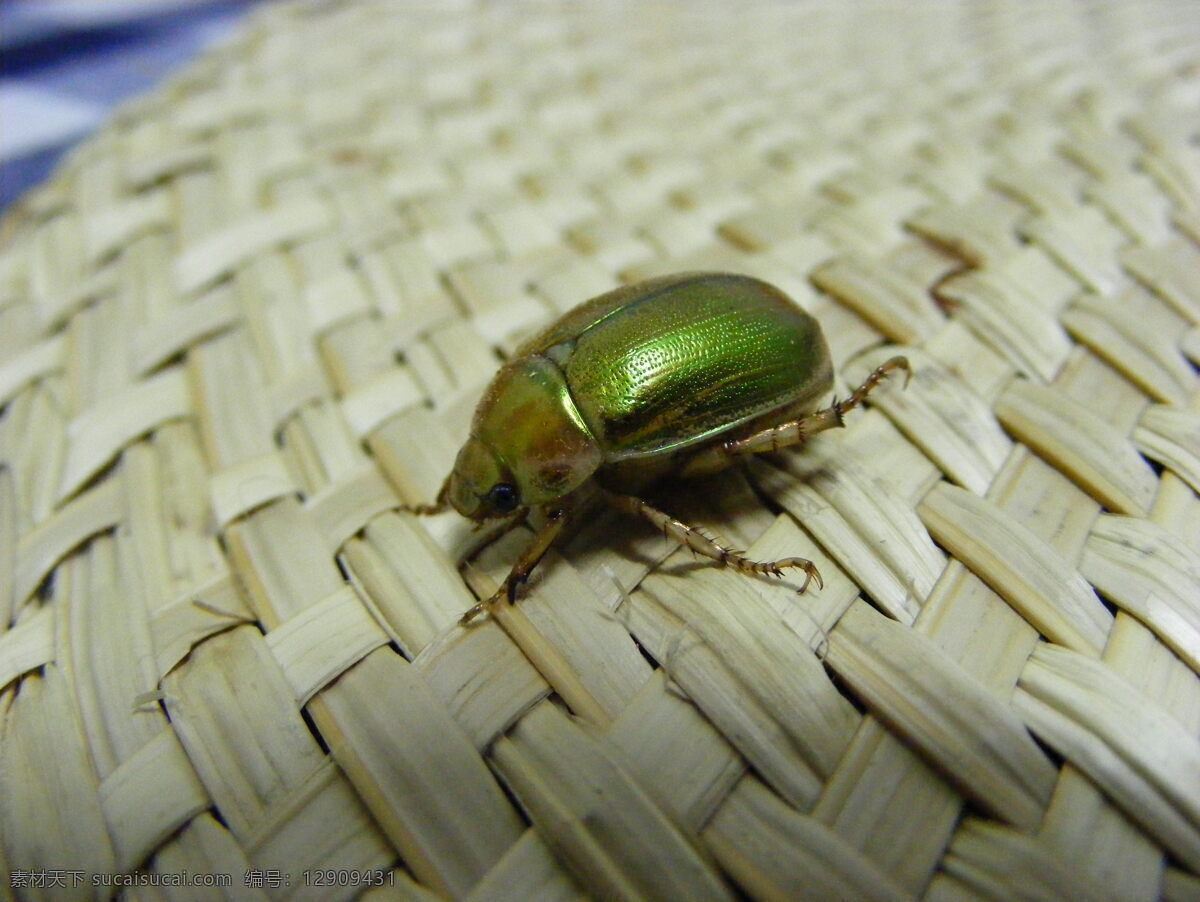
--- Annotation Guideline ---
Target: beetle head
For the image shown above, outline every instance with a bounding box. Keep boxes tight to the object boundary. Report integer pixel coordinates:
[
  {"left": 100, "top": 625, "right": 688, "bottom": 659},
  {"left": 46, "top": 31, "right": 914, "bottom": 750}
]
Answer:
[{"left": 447, "top": 356, "right": 602, "bottom": 521}]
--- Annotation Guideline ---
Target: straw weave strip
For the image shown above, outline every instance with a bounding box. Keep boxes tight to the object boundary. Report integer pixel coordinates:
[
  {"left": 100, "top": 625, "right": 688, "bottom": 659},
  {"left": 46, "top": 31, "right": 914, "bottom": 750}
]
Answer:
[{"left": 1, "top": 2, "right": 1199, "bottom": 900}]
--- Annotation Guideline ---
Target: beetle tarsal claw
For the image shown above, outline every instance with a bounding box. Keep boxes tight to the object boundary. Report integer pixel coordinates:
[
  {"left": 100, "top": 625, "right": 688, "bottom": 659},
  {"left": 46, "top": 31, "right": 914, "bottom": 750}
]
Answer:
[
  {"left": 734, "top": 555, "right": 822, "bottom": 593},
  {"left": 761, "top": 556, "right": 822, "bottom": 593},
  {"left": 800, "top": 561, "right": 823, "bottom": 593}
]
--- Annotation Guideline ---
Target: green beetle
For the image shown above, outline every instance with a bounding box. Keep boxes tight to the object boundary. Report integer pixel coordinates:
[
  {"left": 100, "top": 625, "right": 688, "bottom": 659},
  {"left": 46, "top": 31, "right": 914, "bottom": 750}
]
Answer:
[{"left": 414, "top": 272, "right": 908, "bottom": 623}]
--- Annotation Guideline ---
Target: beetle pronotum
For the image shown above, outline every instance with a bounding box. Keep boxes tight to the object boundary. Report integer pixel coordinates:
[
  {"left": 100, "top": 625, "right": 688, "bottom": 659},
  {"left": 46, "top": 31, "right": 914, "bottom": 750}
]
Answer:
[{"left": 412, "top": 272, "right": 909, "bottom": 624}]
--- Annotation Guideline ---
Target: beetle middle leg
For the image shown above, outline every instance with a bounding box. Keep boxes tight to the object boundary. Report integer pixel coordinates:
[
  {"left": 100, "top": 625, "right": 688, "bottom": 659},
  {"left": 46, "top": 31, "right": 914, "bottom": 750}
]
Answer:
[
  {"left": 603, "top": 490, "right": 822, "bottom": 591},
  {"left": 681, "top": 355, "right": 909, "bottom": 476},
  {"left": 461, "top": 507, "right": 572, "bottom": 625}
]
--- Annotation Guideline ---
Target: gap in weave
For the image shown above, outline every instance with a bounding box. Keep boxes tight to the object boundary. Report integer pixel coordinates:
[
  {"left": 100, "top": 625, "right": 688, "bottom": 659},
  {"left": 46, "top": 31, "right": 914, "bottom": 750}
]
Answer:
[
  {"left": 298, "top": 704, "right": 331, "bottom": 756},
  {"left": 71, "top": 455, "right": 122, "bottom": 504},
  {"left": 1027, "top": 726, "right": 1066, "bottom": 774},
  {"left": 333, "top": 553, "right": 351, "bottom": 584},
  {"left": 381, "top": 638, "right": 411, "bottom": 666},
  {"left": 824, "top": 666, "right": 869, "bottom": 718},
  {"left": 35, "top": 569, "right": 57, "bottom": 603},
  {"left": 436, "top": 269, "right": 481, "bottom": 325},
  {"left": 205, "top": 799, "right": 232, "bottom": 833},
  {"left": 5, "top": 673, "right": 30, "bottom": 706},
  {"left": 486, "top": 751, "right": 534, "bottom": 834},
  {"left": 630, "top": 630, "right": 664, "bottom": 674},
  {"left": 1093, "top": 586, "right": 1121, "bottom": 620}
]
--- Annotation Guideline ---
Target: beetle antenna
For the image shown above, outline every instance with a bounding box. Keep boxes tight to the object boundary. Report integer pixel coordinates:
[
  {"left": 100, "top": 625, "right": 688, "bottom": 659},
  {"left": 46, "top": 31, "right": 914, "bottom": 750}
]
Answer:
[{"left": 406, "top": 474, "right": 452, "bottom": 515}]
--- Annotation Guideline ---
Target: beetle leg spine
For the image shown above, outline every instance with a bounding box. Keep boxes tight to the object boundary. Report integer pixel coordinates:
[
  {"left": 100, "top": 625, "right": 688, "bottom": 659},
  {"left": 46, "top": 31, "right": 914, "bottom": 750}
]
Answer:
[{"left": 831, "top": 397, "right": 846, "bottom": 427}]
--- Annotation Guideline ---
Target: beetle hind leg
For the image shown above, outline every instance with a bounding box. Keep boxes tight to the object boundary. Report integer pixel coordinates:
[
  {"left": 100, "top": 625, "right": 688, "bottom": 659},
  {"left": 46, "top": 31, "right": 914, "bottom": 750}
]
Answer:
[
  {"left": 681, "top": 356, "right": 909, "bottom": 476},
  {"left": 729, "top": 355, "right": 909, "bottom": 458},
  {"left": 604, "top": 491, "right": 822, "bottom": 592}
]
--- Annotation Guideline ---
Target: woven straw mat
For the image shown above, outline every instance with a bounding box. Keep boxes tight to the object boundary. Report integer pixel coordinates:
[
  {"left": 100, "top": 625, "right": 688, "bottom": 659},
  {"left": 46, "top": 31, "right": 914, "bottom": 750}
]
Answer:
[{"left": 2, "top": 2, "right": 1200, "bottom": 901}]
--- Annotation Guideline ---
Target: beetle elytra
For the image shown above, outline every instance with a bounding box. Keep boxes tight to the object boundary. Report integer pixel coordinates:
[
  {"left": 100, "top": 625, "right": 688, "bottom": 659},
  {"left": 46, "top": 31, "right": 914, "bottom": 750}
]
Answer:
[{"left": 412, "top": 272, "right": 909, "bottom": 624}]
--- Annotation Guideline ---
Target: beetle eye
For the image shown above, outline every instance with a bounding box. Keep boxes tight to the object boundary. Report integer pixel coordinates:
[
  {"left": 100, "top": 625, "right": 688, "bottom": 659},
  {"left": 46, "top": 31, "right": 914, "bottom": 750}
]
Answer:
[{"left": 487, "top": 482, "right": 519, "bottom": 514}]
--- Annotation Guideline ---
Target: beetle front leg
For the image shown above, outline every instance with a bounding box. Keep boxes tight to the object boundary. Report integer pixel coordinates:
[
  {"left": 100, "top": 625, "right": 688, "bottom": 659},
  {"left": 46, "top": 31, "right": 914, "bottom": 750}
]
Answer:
[
  {"left": 603, "top": 491, "right": 822, "bottom": 592},
  {"left": 681, "top": 355, "right": 909, "bottom": 475},
  {"left": 460, "top": 507, "right": 572, "bottom": 625}
]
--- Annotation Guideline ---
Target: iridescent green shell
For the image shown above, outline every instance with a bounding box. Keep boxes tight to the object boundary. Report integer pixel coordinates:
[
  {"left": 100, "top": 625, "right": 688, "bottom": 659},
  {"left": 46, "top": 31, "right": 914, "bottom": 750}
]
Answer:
[
  {"left": 449, "top": 272, "right": 835, "bottom": 519},
  {"left": 532, "top": 272, "right": 833, "bottom": 459}
]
